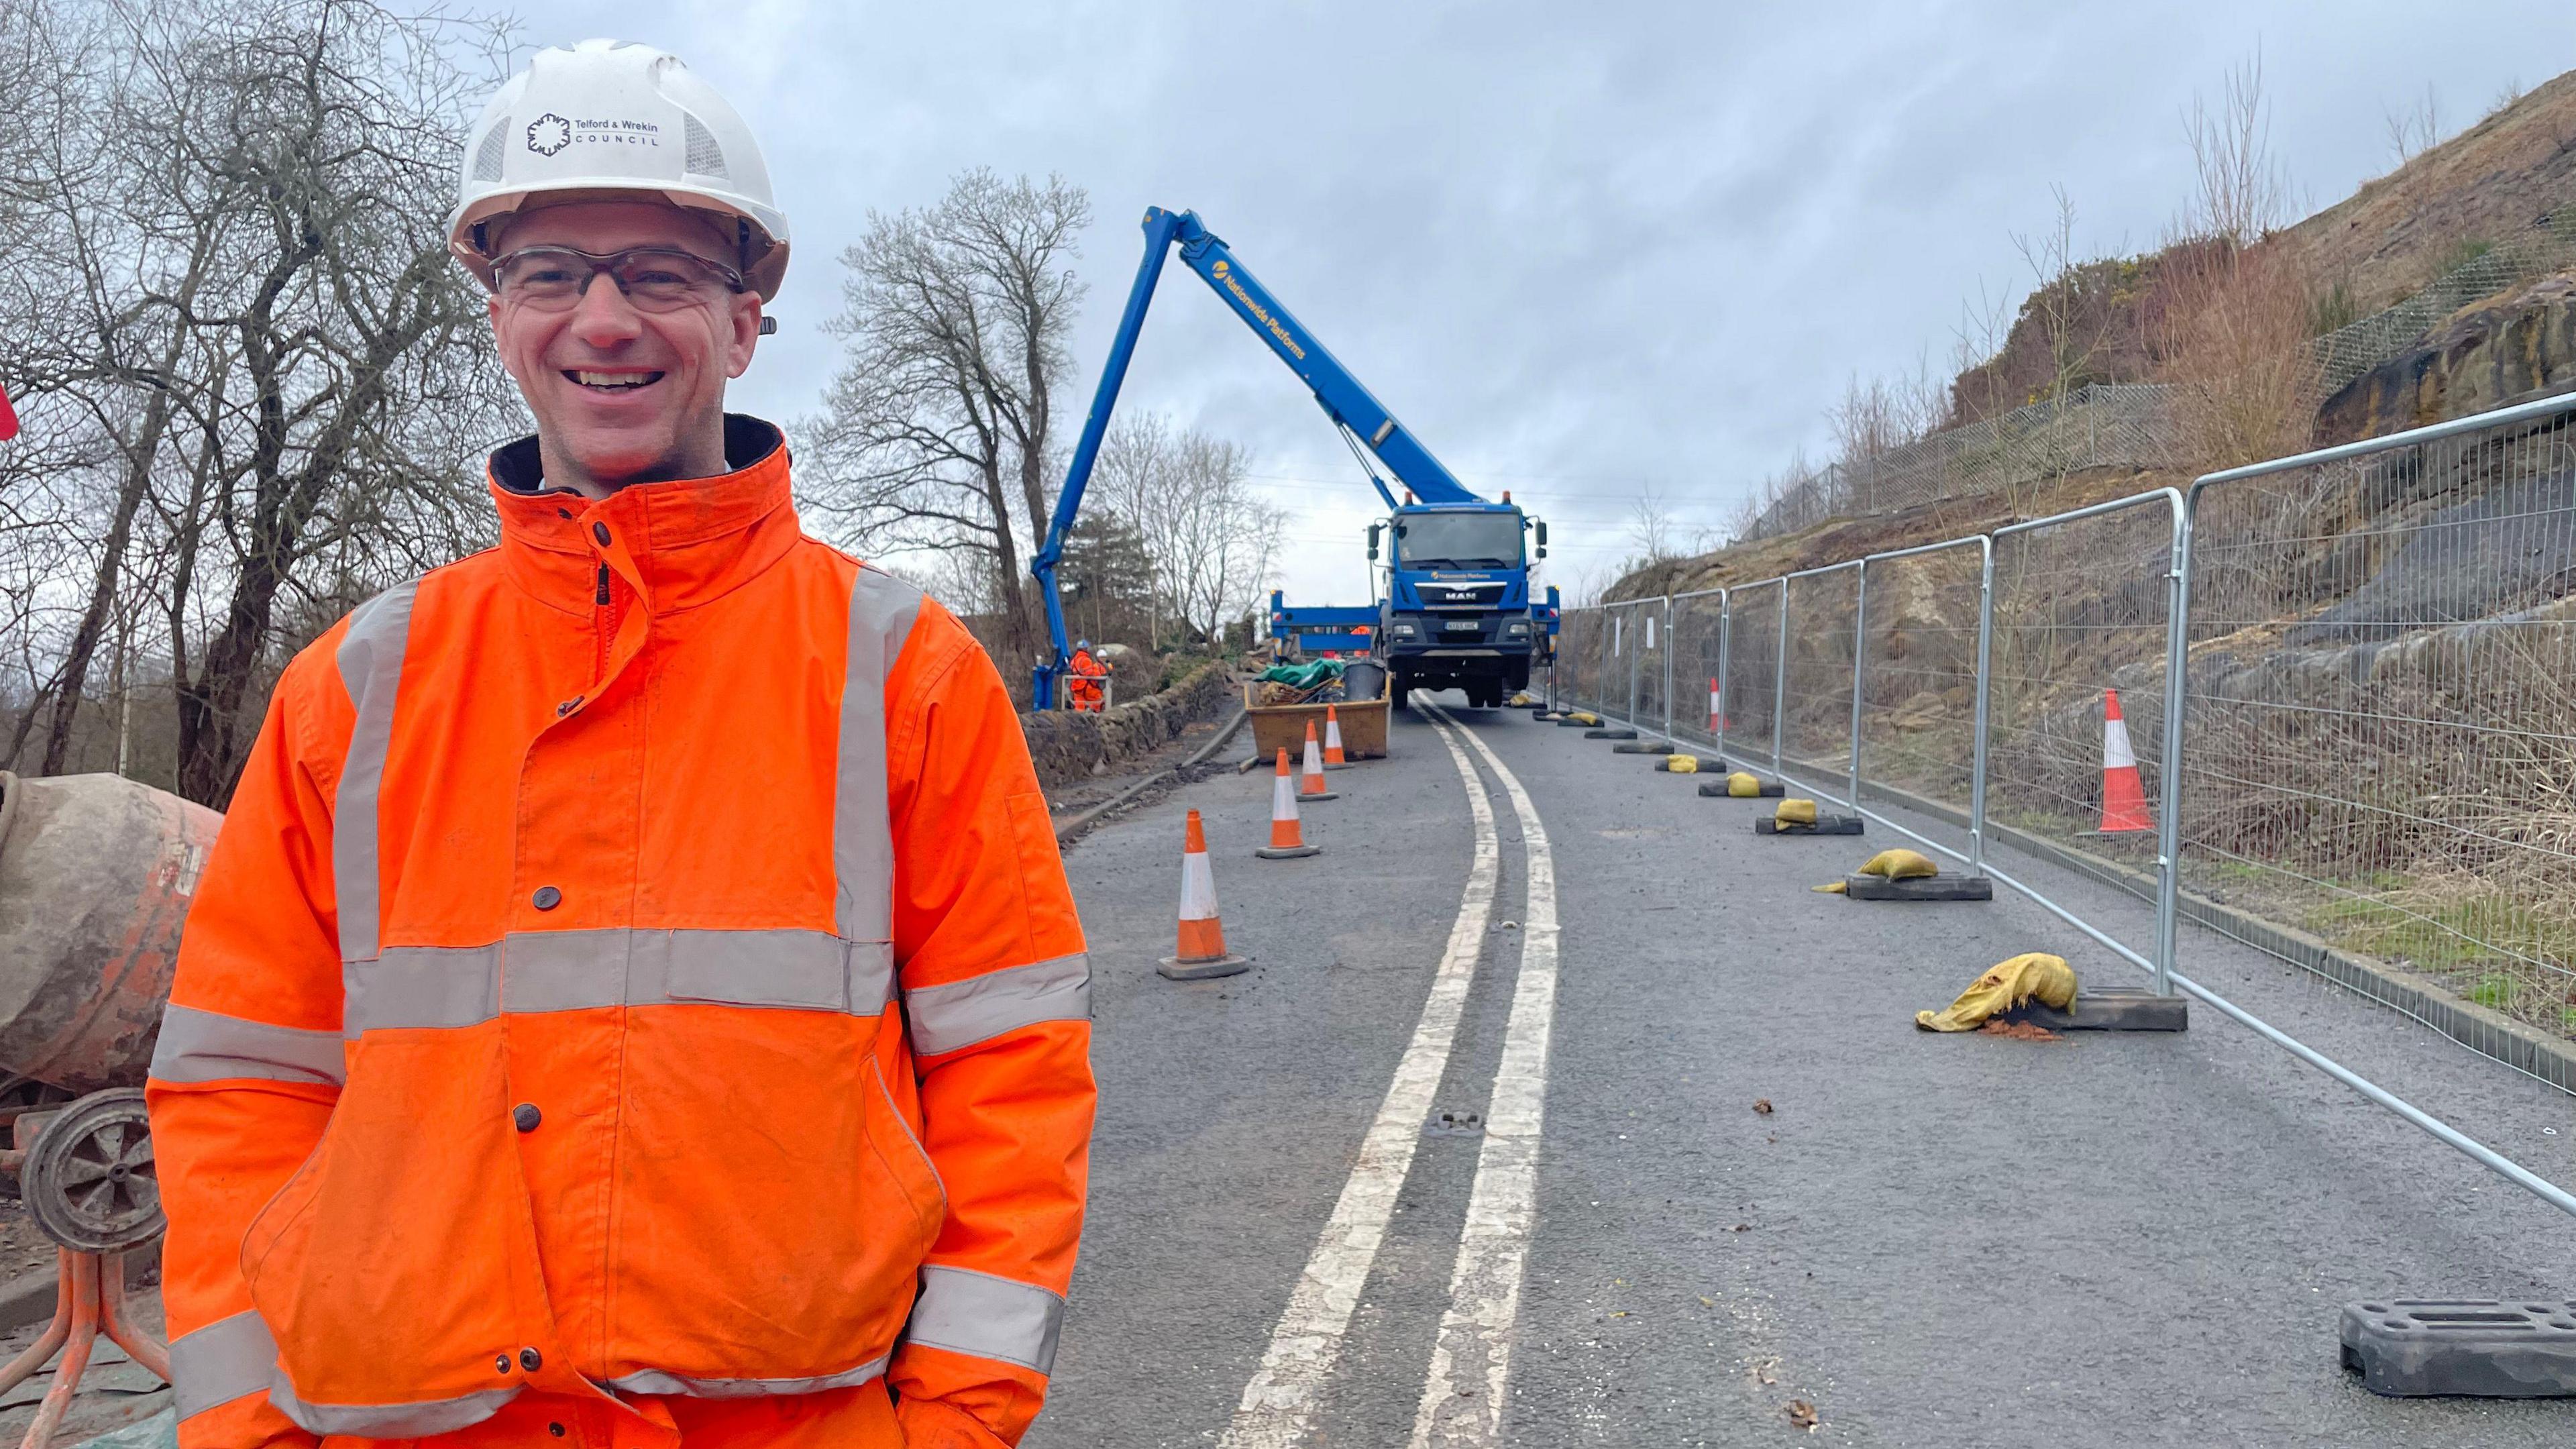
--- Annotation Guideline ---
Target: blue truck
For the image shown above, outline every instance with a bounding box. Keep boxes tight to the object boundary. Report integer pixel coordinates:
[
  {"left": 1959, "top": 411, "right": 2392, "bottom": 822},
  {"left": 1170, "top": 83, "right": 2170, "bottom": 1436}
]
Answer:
[{"left": 1030, "top": 207, "right": 1560, "bottom": 712}]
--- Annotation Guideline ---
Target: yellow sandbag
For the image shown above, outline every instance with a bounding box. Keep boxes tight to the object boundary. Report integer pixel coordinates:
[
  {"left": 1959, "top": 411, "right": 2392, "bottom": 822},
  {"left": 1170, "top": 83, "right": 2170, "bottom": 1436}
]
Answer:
[
  {"left": 1915, "top": 953, "right": 2077, "bottom": 1032},
  {"left": 1727, "top": 771, "right": 1760, "bottom": 798},
  {"left": 1509, "top": 693, "right": 1534, "bottom": 706},
  {"left": 1856, "top": 849, "right": 1938, "bottom": 880},
  {"left": 1812, "top": 881, "right": 1848, "bottom": 894},
  {"left": 1668, "top": 755, "right": 1699, "bottom": 773},
  {"left": 1570, "top": 711, "right": 1600, "bottom": 725},
  {"left": 1775, "top": 798, "right": 1818, "bottom": 826}
]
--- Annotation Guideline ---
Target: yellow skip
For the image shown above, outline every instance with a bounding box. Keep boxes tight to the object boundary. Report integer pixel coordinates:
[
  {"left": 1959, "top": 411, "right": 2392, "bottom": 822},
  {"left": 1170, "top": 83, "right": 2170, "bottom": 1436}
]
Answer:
[
  {"left": 1726, "top": 771, "right": 1761, "bottom": 797},
  {"left": 1915, "top": 953, "right": 2077, "bottom": 1032}
]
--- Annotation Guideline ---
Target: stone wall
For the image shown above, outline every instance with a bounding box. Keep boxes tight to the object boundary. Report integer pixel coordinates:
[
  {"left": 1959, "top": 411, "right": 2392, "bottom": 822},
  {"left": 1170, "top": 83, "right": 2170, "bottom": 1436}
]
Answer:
[{"left": 1020, "top": 659, "right": 1238, "bottom": 788}]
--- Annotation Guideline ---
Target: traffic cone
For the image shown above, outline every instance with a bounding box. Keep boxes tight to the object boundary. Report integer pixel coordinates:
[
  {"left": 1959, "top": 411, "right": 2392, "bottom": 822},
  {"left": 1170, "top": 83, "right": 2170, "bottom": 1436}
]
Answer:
[
  {"left": 1160, "top": 810, "right": 1250, "bottom": 979},
  {"left": 1257, "top": 749, "right": 1320, "bottom": 858},
  {"left": 1299, "top": 720, "right": 1339, "bottom": 801},
  {"left": 2099, "top": 688, "right": 2153, "bottom": 833},
  {"left": 1322, "top": 705, "right": 1351, "bottom": 769},
  {"left": 1707, "top": 678, "right": 1723, "bottom": 733}
]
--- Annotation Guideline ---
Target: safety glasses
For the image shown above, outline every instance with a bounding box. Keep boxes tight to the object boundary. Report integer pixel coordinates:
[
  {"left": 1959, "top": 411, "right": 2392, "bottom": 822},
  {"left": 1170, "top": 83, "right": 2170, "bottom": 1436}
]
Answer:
[{"left": 490, "top": 245, "right": 748, "bottom": 312}]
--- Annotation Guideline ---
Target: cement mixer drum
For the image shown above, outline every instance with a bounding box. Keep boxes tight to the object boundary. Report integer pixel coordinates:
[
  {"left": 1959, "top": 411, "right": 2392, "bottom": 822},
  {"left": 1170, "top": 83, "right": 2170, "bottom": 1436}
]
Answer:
[{"left": 0, "top": 772, "right": 223, "bottom": 1092}]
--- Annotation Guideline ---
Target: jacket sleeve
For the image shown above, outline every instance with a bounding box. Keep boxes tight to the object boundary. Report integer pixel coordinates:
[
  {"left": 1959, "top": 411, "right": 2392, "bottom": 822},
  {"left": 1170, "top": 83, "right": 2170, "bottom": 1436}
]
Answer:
[
  {"left": 144, "top": 645, "right": 352, "bottom": 1449},
  {"left": 885, "top": 600, "right": 1095, "bottom": 1448}
]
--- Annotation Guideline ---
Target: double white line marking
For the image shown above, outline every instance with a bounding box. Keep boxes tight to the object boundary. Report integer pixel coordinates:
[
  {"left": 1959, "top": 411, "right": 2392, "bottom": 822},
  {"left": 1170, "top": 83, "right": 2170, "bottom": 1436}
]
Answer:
[{"left": 1218, "top": 705, "right": 1560, "bottom": 1449}]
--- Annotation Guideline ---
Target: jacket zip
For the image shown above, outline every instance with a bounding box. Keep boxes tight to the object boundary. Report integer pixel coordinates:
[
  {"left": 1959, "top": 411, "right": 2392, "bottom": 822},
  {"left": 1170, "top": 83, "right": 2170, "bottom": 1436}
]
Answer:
[{"left": 594, "top": 564, "right": 617, "bottom": 680}]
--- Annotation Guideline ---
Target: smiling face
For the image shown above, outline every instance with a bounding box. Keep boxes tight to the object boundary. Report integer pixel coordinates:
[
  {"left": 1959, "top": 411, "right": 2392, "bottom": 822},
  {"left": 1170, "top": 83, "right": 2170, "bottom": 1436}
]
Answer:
[{"left": 486, "top": 200, "right": 764, "bottom": 495}]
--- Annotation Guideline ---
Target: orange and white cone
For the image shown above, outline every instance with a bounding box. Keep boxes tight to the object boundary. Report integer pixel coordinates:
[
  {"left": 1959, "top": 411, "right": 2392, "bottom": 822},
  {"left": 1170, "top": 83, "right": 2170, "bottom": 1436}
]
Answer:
[
  {"left": 1299, "top": 720, "right": 1340, "bottom": 800},
  {"left": 1256, "top": 748, "right": 1321, "bottom": 858},
  {"left": 2099, "top": 688, "right": 2153, "bottom": 833},
  {"left": 1159, "top": 810, "right": 1250, "bottom": 979},
  {"left": 1707, "top": 678, "right": 1723, "bottom": 733},
  {"left": 1322, "top": 704, "right": 1351, "bottom": 769}
]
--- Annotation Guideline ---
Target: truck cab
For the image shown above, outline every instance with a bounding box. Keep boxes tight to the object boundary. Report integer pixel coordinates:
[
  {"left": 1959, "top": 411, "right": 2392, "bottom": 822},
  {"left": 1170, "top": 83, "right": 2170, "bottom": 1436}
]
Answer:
[{"left": 1372, "top": 500, "right": 1546, "bottom": 708}]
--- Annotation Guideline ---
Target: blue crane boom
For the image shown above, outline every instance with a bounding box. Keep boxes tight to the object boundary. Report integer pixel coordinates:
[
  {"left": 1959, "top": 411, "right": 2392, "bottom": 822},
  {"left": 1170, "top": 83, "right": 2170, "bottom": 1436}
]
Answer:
[{"left": 1029, "top": 207, "right": 1540, "bottom": 708}]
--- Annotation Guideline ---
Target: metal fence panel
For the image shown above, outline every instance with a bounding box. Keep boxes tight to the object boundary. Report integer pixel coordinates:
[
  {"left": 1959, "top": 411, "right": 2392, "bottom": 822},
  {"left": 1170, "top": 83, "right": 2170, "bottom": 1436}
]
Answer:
[
  {"left": 1986, "top": 492, "right": 2184, "bottom": 977},
  {"left": 1722, "top": 578, "right": 1783, "bottom": 767},
  {"left": 1781, "top": 564, "right": 1862, "bottom": 801},
  {"left": 2184, "top": 399, "right": 2576, "bottom": 1044},
  {"left": 1668, "top": 588, "right": 1727, "bottom": 753},
  {"left": 1631, "top": 598, "right": 1669, "bottom": 731},
  {"left": 1558, "top": 606, "right": 1607, "bottom": 712},
  {"left": 1854, "top": 539, "right": 1990, "bottom": 865}
]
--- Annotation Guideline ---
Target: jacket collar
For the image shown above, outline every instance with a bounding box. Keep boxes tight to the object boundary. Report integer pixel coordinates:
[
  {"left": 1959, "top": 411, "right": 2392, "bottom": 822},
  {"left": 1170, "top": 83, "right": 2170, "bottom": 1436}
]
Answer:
[{"left": 488, "top": 415, "right": 804, "bottom": 615}]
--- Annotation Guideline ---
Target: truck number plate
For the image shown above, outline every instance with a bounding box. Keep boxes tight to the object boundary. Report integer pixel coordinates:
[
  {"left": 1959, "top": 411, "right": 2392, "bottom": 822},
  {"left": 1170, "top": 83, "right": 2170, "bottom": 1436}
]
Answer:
[{"left": 1444, "top": 620, "right": 1479, "bottom": 631}]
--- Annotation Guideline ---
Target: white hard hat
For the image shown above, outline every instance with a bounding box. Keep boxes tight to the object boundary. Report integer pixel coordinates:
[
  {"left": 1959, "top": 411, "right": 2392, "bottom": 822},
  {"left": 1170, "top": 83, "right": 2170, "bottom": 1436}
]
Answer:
[{"left": 449, "top": 39, "right": 790, "bottom": 300}]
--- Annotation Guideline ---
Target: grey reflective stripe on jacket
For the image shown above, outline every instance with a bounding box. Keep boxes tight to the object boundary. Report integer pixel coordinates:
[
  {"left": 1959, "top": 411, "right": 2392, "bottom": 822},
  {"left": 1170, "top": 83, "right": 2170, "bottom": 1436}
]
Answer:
[
  {"left": 906, "top": 951, "right": 1091, "bottom": 1055},
  {"left": 332, "top": 580, "right": 419, "bottom": 966},
  {"left": 341, "top": 928, "right": 900, "bottom": 1033},
  {"left": 837, "top": 565, "right": 920, "bottom": 946},
  {"left": 906, "top": 1265, "right": 1067, "bottom": 1375},
  {"left": 150, "top": 1006, "right": 345, "bottom": 1087},
  {"left": 170, "top": 1309, "right": 279, "bottom": 1421},
  {"left": 603, "top": 1354, "right": 894, "bottom": 1399},
  {"left": 266, "top": 1377, "right": 523, "bottom": 1438}
]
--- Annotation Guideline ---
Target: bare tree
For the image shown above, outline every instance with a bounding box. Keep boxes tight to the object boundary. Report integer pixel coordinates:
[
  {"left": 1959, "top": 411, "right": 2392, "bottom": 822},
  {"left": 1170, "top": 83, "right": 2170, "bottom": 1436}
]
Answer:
[
  {"left": 0, "top": 0, "right": 517, "bottom": 803},
  {"left": 2156, "top": 51, "right": 2320, "bottom": 470},
  {"left": 2385, "top": 83, "right": 2443, "bottom": 169},
  {"left": 801, "top": 170, "right": 1090, "bottom": 670},
  {"left": 1095, "top": 412, "right": 1280, "bottom": 649},
  {"left": 2184, "top": 49, "right": 2293, "bottom": 248}
]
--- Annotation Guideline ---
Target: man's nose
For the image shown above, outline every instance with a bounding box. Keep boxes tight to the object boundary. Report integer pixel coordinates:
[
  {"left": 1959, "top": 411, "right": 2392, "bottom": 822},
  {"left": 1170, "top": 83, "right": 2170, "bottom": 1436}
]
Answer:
[{"left": 565, "top": 272, "right": 646, "bottom": 346}]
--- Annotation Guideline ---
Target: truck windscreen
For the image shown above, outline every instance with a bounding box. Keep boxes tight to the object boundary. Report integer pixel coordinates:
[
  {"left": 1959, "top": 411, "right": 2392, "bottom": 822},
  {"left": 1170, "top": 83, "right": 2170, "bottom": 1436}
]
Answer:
[{"left": 1395, "top": 513, "right": 1523, "bottom": 569}]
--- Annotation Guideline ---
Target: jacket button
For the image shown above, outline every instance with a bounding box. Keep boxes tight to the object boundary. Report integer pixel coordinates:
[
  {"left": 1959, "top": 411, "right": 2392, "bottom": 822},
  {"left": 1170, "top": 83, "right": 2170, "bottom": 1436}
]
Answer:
[
  {"left": 591, "top": 523, "right": 611, "bottom": 546},
  {"left": 532, "top": 885, "right": 561, "bottom": 910},
  {"left": 549, "top": 1426, "right": 566, "bottom": 1438},
  {"left": 494, "top": 1354, "right": 512, "bottom": 1375},
  {"left": 521, "top": 1347, "right": 543, "bottom": 1372},
  {"left": 514, "top": 1103, "right": 542, "bottom": 1132}
]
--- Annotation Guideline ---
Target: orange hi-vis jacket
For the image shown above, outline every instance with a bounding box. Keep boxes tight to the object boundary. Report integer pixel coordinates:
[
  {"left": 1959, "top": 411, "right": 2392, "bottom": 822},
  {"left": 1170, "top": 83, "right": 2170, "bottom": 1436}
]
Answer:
[{"left": 145, "top": 417, "right": 1095, "bottom": 1449}]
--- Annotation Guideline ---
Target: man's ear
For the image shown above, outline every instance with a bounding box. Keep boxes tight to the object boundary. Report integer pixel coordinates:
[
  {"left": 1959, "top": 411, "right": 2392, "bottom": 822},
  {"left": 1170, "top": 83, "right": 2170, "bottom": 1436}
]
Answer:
[{"left": 726, "top": 293, "right": 762, "bottom": 380}]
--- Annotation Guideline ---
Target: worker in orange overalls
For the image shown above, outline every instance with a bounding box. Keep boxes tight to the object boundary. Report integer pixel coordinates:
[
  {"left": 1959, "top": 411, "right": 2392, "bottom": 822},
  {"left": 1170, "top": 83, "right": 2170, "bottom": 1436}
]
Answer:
[
  {"left": 145, "top": 40, "right": 1093, "bottom": 1449},
  {"left": 1065, "top": 639, "right": 1108, "bottom": 713}
]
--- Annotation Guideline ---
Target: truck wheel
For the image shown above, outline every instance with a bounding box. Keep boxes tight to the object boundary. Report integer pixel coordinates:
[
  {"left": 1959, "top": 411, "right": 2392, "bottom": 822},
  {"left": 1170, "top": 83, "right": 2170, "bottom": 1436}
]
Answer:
[{"left": 1391, "top": 678, "right": 1411, "bottom": 710}]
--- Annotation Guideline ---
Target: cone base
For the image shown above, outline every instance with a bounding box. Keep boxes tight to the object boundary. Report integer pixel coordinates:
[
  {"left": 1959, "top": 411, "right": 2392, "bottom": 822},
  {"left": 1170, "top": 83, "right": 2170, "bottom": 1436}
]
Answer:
[
  {"left": 1158, "top": 953, "right": 1251, "bottom": 980},
  {"left": 1255, "top": 844, "right": 1322, "bottom": 859},
  {"left": 1297, "top": 790, "right": 1340, "bottom": 802},
  {"left": 1323, "top": 761, "right": 1352, "bottom": 771}
]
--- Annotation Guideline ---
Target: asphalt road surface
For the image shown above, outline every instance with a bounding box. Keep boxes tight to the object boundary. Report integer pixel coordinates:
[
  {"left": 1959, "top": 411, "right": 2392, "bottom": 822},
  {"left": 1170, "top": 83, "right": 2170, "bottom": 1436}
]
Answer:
[{"left": 1028, "top": 697, "right": 2576, "bottom": 1448}]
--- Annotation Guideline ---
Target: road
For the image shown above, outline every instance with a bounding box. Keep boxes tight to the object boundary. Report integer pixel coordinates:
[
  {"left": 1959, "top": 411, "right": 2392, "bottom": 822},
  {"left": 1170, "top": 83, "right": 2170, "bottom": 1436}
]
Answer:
[{"left": 1030, "top": 698, "right": 2576, "bottom": 1448}]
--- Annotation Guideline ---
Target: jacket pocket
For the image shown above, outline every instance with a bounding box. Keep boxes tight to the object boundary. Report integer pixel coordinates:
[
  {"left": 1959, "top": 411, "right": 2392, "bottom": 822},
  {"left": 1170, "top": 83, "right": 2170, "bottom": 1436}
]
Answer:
[
  {"left": 242, "top": 1026, "right": 533, "bottom": 1416},
  {"left": 605, "top": 1016, "right": 943, "bottom": 1378}
]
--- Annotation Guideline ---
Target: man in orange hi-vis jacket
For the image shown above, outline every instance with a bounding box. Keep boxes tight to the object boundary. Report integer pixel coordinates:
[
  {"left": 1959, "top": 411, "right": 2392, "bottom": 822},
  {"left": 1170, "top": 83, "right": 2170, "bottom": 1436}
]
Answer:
[{"left": 144, "top": 39, "right": 1093, "bottom": 1449}]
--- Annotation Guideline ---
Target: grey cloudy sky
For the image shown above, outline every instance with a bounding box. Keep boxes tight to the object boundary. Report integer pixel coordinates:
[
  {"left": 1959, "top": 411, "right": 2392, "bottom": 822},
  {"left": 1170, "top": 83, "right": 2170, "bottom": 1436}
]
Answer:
[{"left": 540, "top": 0, "right": 2570, "bottom": 604}]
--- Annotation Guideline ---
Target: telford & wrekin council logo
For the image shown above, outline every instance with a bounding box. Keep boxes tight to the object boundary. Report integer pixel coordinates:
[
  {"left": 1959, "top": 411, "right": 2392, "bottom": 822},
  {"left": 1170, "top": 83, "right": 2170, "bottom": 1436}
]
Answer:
[{"left": 526, "top": 113, "right": 572, "bottom": 157}]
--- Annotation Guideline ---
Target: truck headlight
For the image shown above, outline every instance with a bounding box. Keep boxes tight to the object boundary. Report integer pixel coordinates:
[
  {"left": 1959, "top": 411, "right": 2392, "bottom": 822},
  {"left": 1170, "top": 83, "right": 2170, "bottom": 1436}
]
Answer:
[
  {"left": 1391, "top": 622, "right": 1419, "bottom": 639},
  {"left": 1505, "top": 620, "right": 1532, "bottom": 635}
]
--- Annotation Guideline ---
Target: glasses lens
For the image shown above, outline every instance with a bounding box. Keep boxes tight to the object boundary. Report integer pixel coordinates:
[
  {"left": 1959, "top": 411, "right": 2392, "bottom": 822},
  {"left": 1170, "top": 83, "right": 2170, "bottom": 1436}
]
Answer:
[
  {"left": 494, "top": 251, "right": 588, "bottom": 307},
  {"left": 612, "top": 250, "right": 732, "bottom": 310}
]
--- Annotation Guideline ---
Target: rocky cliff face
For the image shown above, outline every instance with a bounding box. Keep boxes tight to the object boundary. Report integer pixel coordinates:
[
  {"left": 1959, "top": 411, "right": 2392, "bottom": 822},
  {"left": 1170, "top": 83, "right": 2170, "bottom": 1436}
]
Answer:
[{"left": 2317, "top": 274, "right": 2576, "bottom": 443}]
